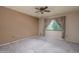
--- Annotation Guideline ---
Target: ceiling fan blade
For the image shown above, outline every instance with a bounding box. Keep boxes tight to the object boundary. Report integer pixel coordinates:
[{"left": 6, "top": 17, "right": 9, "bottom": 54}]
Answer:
[
  {"left": 44, "top": 10, "right": 50, "bottom": 12},
  {"left": 35, "top": 8, "right": 40, "bottom": 10},
  {"left": 44, "top": 6, "right": 48, "bottom": 9}
]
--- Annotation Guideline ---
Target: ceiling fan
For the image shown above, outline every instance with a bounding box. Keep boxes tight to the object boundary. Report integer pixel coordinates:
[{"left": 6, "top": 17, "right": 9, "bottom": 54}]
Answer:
[{"left": 35, "top": 6, "right": 50, "bottom": 14}]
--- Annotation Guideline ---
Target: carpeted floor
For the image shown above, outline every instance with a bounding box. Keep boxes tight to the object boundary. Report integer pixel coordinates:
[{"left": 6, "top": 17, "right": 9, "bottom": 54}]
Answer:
[{"left": 0, "top": 36, "right": 79, "bottom": 53}]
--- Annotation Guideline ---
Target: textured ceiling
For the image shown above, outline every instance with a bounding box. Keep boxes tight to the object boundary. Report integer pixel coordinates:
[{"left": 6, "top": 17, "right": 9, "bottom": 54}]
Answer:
[{"left": 5, "top": 6, "right": 79, "bottom": 18}]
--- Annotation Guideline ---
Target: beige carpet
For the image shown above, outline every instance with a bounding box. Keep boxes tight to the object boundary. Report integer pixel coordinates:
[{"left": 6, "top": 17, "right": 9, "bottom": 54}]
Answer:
[{"left": 0, "top": 36, "right": 79, "bottom": 53}]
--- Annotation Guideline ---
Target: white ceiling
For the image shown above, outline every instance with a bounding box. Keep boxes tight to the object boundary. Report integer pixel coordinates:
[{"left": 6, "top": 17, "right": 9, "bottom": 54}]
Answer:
[{"left": 5, "top": 6, "right": 79, "bottom": 18}]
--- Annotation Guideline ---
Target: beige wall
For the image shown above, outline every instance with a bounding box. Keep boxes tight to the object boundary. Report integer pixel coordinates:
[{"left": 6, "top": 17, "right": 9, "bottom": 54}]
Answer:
[
  {"left": 65, "top": 12, "right": 79, "bottom": 43},
  {"left": 39, "top": 17, "right": 45, "bottom": 36},
  {"left": 45, "top": 31, "right": 63, "bottom": 40},
  {"left": 0, "top": 7, "right": 39, "bottom": 45},
  {"left": 47, "top": 11, "right": 79, "bottom": 43}
]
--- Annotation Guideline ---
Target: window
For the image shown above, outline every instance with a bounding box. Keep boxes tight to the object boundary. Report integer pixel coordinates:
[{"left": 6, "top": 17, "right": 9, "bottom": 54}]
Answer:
[{"left": 46, "top": 20, "right": 63, "bottom": 31}]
